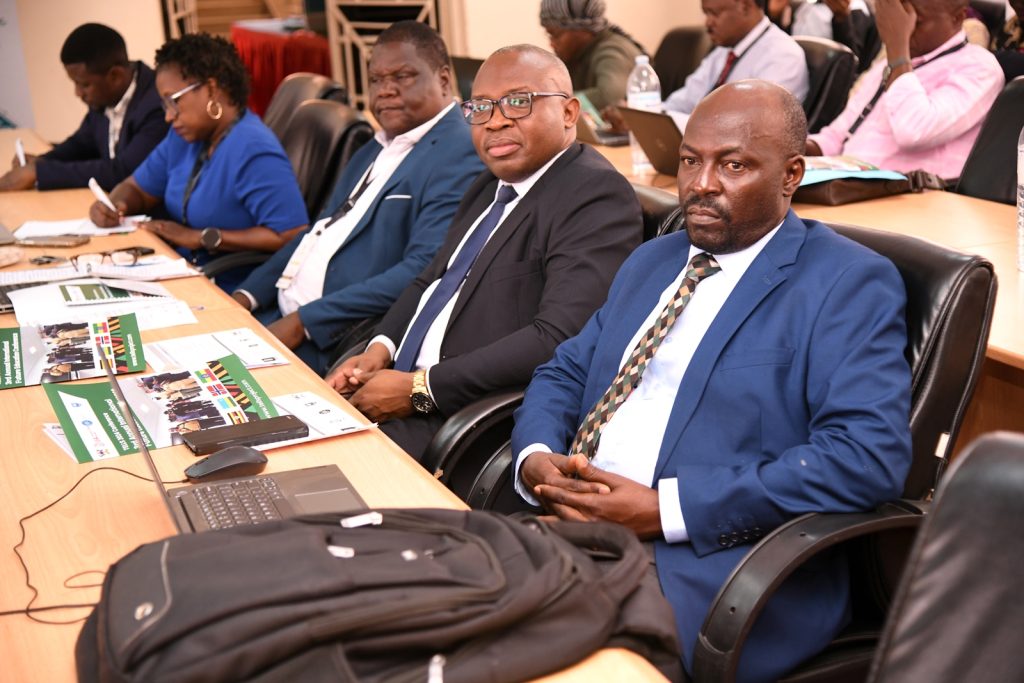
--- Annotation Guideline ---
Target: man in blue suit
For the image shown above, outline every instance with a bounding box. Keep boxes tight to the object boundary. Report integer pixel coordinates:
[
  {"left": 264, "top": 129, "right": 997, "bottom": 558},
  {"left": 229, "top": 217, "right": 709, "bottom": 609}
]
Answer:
[
  {"left": 233, "top": 22, "right": 483, "bottom": 374},
  {"left": 512, "top": 80, "right": 912, "bottom": 682}
]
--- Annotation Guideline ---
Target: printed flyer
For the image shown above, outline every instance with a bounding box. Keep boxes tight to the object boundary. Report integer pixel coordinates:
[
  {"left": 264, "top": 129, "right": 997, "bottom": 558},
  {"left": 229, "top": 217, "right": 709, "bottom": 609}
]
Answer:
[
  {"left": 44, "top": 354, "right": 279, "bottom": 463},
  {"left": 0, "top": 313, "right": 145, "bottom": 389}
]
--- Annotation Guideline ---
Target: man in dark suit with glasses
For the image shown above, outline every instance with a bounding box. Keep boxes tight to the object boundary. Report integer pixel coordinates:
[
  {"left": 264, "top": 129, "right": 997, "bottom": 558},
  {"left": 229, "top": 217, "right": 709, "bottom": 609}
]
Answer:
[{"left": 328, "top": 44, "right": 643, "bottom": 462}]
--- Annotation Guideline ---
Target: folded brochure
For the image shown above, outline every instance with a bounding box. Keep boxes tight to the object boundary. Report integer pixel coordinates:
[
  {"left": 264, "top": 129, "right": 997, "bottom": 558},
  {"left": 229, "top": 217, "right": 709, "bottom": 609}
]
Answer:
[
  {"left": 0, "top": 313, "right": 145, "bottom": 389},
  {"left": 44, "top": 354, "right": 277, "bottom": 462}
]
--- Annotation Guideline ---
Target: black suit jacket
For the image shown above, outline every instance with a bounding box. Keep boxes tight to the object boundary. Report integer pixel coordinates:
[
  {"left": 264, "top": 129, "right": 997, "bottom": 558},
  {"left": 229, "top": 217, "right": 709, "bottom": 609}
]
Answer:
[
  {"left": 36, "top": 62, "right": 168, "bottom": 190},
  {"left": 377, "top": 143, "right": 643, "bottom": 416}
]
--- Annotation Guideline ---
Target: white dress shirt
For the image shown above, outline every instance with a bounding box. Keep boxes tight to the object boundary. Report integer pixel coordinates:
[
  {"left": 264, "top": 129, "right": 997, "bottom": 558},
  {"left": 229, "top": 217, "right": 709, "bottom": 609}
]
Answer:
[
  {"left": 272, "top": 102, "right": 456, "bottom": 317},
  {"left": 790, "top": 0, "right": 871, "bottom": 39},
  {"left": 369, "top": 146, "right": 570, "bottom": 397},
  {"left": 662, "top": 16, "right": 809, "bottom": 117},
  {"left": 515, "top": 223, "right": 782, "bottom": 543},
  {"left": 105, "top": 68, "right": 138, "bottom": 158}
]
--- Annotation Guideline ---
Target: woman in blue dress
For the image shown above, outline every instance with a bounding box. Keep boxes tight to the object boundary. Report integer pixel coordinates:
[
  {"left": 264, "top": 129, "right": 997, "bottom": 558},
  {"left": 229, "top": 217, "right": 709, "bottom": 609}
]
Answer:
[{"left": 89, "top": 33, "right": 307, "bottom": 291}]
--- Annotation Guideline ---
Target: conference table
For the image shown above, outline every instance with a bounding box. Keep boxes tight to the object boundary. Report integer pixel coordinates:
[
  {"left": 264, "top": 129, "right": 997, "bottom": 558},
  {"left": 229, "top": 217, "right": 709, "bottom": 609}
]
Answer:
[
  {"left": 0, "top": 129, "right": 666, "bottom": 683},
  {"left": 599, "top": 144, "right": 1024, "bottom": 453}
]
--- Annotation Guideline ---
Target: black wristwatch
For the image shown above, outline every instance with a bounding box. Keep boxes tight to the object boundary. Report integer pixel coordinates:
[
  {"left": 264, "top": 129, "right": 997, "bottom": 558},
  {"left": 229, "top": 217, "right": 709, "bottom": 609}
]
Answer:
[
  {"left": 410, "top": 370, "right": 435, "bottom": 414},
  {"left": 200, "top": 227, "right": 223, "bottom": 251}
]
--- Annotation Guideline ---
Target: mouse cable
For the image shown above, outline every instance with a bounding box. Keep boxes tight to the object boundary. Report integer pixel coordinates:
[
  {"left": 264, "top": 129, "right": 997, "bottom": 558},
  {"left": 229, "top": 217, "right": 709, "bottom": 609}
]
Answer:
[{"left": 5, "top": 465, "right": 187, "bottom": 625}]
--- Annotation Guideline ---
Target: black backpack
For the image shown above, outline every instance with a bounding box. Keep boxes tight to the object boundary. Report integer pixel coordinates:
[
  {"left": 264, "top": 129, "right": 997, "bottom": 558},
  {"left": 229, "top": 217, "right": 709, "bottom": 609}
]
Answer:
[{"left": 76, "top": 508, "right": 683, "bottom": 682}]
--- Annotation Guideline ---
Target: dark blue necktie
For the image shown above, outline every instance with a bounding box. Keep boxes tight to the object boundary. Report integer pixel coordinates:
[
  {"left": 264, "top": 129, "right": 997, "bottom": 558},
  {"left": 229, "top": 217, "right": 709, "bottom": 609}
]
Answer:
[{"left": 393, "top": 184, "right": 518, "bottom": 372}]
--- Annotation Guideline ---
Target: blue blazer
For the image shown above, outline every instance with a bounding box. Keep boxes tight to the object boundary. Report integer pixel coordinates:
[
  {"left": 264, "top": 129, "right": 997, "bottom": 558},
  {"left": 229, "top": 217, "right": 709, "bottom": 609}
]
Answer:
[
  {"left": 238, "top": 105, "right": 484, "bottom": 370},
  {"left": 512, "top": 212, "right": 912, "bottom": 682},
  {"left": 35, "top": 62, "right": 168, "bottom": 190}
]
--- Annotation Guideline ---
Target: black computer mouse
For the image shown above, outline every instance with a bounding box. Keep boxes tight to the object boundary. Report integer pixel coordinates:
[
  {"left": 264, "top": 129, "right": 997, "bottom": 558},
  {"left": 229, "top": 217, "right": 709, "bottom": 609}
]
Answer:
[{"left": 184, "top": 445, "right": 268, "bottom": 483}]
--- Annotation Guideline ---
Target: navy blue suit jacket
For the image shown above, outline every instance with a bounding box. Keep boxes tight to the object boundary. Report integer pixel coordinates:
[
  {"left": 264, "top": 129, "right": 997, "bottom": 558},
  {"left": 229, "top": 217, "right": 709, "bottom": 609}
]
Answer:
[
  {"left": 237, "top": 105, "right": 483, "bottom": 373},
  {"left": 36, "top": 62, "right": 167, "bottom": 190},
  {"left": 512, "top": 212, "right": 912, "bottom": 682}
]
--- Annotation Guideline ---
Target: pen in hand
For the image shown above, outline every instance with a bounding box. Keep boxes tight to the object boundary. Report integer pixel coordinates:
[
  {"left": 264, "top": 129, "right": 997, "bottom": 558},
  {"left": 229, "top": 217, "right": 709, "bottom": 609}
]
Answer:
[
  {"left": 15, "top": 138, "right": 26, "bottom": 168},
  {"left": 88, "top": 177, "right": 123, "bottom": 226}
]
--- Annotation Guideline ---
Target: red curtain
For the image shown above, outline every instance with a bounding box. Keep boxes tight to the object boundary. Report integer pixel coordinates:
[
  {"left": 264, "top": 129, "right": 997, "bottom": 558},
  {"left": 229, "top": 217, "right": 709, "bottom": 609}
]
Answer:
[{"left": 231, "top": 24, "right": 332, "bottom": 116}]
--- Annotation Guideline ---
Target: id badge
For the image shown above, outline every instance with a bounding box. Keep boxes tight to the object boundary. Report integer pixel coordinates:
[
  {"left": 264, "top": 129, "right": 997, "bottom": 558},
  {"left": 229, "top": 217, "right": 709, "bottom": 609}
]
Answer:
[{"left": 276, "top": 217, "right": 330, "bottom": 290}]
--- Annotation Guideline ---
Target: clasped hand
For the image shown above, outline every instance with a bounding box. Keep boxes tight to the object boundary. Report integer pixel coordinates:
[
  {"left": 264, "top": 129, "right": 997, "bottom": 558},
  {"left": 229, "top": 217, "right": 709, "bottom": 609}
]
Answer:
[
  {"left": 521, "top": 452, "right": 663, "bottom": 539},
  {"left": 326, "top": 344, "right": 415, "bottom": 421}
]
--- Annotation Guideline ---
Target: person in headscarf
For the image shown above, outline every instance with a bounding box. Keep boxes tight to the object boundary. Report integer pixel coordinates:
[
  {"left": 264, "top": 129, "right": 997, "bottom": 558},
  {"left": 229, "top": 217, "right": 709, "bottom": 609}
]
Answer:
[{"left": 540, "top": 0, "right": 645, "bottom": 110}]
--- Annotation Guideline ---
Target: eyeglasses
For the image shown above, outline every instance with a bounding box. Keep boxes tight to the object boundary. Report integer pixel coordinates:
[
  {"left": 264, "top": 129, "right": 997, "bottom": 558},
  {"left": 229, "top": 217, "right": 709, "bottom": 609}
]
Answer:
[
  {"left": 460, "top": 92, "right": 569, "bottom": 125},
  {"left": 160, "top": 81, "right": 202, "bottom": 117},
  {"left": 70, "top": 247, "right": 153, "bottom": 271}
]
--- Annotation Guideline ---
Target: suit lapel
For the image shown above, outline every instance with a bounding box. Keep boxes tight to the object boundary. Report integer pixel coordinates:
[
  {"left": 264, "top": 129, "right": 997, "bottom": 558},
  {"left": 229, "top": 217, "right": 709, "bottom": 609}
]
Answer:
[
  {"left": 339, "top": 107, "right": 463, "bottom": 250},
  {"left": 653, "top": 211, "right": 807, "bottom": 478},
  {"left": 446, "top": 145, "right": 583, "bottom": 327}
]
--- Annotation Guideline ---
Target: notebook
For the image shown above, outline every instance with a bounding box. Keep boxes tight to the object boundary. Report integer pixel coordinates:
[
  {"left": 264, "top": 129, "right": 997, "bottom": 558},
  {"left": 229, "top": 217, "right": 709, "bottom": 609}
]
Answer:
[
  {"left": 98, "top": 347, "right": 367, "bottom": 534},
  {"left": 616, "top": 106, "right": 685, "bottom": 176}
]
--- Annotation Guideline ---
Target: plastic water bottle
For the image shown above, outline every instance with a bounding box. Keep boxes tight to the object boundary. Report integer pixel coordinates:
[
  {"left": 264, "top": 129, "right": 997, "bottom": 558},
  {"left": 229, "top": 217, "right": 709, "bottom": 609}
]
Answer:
[
  {"left": 626, "top": 55, "right": 661, "bottom": 176},
  {"left": 1017, "top": 125, "right": 1024, "bottom": 272}
]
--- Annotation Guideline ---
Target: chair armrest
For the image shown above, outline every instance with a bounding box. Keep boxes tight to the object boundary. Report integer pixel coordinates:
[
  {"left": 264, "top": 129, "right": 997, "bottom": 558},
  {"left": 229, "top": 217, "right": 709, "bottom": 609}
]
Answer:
[
  {"left": 422, "top": 390, "right": 525, "bottom": 480},
  {"left": 200, "top": 251, "right": 271, "bottom": 279},
  {"left": 692, "top": 504, "right": 925, "bottom": 682}
]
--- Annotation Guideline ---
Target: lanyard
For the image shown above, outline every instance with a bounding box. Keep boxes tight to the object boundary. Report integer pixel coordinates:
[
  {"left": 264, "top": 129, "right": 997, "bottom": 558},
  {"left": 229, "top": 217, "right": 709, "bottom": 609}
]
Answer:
[
  {"left": 181, "top": 116, "right": 240, "bottom": 227},
  {"left": 317, "top": 161, "right": 377, "bottom": 235},
  {"left": 845, "top": 40, "right": 968, "bottom": 140}
]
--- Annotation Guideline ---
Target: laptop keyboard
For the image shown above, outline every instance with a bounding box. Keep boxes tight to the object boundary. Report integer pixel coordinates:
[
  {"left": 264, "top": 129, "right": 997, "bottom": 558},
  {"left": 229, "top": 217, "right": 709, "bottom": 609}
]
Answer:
[{"left": 190, "top": 477, "right": 286, "bottom": 529}]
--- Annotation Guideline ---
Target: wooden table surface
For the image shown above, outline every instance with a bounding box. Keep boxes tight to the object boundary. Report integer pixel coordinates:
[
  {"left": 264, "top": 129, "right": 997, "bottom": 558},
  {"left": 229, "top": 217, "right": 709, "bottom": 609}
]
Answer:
[{"left": 0, "top": 131, "right": 667, "bottom": 683}]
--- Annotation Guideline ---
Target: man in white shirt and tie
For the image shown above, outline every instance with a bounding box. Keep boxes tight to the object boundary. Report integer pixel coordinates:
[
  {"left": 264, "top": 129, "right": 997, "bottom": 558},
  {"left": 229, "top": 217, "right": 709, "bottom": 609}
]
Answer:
[{"left": 605, "top": 0, "right": 809, "bottom": 132}]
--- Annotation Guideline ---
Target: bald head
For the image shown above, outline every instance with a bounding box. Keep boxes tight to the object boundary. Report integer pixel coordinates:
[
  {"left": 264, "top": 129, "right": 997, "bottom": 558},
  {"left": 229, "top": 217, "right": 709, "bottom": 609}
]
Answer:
[
  {"left": 469, "top": 45, "right": 579, "bottom": 182},
  {"left": 482, "top": 44, "right": 573, "bottom": 94},
  {"left": 694, "top": 80, "right": 807, "bottom": 156}
]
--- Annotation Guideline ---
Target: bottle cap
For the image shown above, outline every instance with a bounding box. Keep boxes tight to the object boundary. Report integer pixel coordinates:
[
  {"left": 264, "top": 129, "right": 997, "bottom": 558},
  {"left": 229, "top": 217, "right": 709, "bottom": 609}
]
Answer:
[{"left": 635, "top": 55, "right": 650, "bottom": 64}]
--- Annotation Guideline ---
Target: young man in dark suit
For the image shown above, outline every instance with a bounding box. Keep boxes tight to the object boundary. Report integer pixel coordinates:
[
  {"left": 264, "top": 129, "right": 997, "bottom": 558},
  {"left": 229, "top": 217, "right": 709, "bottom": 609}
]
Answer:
[
  {"left": 0, "top": 23, "right": 167, "bottom": 192},
  {"left": 328, "top": 44, "right": 643, "bottom": 462},
  {"left": 513, "top": 80, "right": 912, "bottom": 682}
]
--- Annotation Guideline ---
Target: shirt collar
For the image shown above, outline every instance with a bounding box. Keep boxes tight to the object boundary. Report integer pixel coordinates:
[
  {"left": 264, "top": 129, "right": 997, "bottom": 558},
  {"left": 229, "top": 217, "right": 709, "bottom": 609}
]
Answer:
[
  {"left": 733, "top": 15, "right": 771, "bottom": 57},
  {"left": 501, "top": 144, "right": 572, "bottom": 200},
  {"left": 105, "top": 65, "right": 138, "bottom": 118},
  {"left": 374, "top": 100, "right": 456, "bottom": 149},
  {"left": 687, "top": 219, "right": 783, "bottom": 276},
  {"left": 911, "top": 30, "right": 968, "bottom": 66}
]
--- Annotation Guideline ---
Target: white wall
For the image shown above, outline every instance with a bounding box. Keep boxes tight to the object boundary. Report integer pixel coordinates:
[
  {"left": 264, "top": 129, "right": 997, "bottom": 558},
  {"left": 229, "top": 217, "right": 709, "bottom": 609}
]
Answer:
[
  {"left": 0, "top": 0, "right": 35, "bottom": 128},
  {"left": 452, "top": 0, "right": 703, "bottom": 59},
  {"left": 14, "top": 0, "right": 165, "bottom": 142}
]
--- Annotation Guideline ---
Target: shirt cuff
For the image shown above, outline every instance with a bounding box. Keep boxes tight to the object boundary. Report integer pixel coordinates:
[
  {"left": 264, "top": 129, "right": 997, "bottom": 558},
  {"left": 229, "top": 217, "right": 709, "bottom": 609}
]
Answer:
[
  {"left": 367, "top": 335, "right": 396, "bottom": 362},
  {"left": 657, "top": 478, "right": 689, "bottom": 543},
  {"left": 234, "top": 289, "right": 258, "bottom": 312},
  {"left": 423, "top": 366, "right": 438, "bottom": 403},
  {"left": 514, "top": 443, "right": 552, "bottom": 506}
]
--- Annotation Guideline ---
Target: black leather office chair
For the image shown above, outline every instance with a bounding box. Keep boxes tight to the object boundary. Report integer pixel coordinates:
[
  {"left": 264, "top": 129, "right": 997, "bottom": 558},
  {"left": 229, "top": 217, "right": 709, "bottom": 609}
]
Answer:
[
  {"left": 867, "top": 432, "right": 1024, "bottom": 683},
  {"left": 262, "top": 72, "right": 338, "bottom": 141},
  {"left": 955, "top": 77, "right": 1024, "bottom": 205},
  {"left": 652, "top": 26, "right": 712, "bottom": 99},
  {"left": 692, "top": 223, "right": 997, "bottom": 682},
  {"left": 796, "top": 37, "right": 858, "bottom": 133},
  {"left": 419, "top": 186, "right": 682, "bottom": 512},
  {"left": 968, "top": 0, "right": 1009, "bottom": 39},
  {"left": 451, "top": 56, "right": 484, "bottom": 101},
  {"left": 202, "top": 101, "right": 373, "bottom": 281}
]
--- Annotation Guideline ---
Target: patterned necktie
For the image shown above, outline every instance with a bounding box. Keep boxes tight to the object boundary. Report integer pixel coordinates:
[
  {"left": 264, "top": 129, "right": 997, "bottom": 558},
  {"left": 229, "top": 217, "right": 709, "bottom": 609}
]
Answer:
[
  {"left": 393, "top": 184, "right": 518, "bottom": 372},
  {"left": 569, "top": 252, "right": 721, "bottom": 460},
  {"left": 713, "top": 51, "right": 738, "bottom": 90}
]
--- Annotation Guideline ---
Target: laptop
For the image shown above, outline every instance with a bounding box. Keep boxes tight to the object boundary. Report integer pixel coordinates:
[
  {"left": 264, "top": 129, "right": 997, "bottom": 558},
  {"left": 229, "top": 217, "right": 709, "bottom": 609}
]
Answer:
[
  {"left": 98, "top": 348, "right": 367, "bottom": 534},
  {"left": 575, "top": 92, "right": 630, "bottom": 147},
  {"left": 617, "top": 106, "right": 685, "bottom": 176}
]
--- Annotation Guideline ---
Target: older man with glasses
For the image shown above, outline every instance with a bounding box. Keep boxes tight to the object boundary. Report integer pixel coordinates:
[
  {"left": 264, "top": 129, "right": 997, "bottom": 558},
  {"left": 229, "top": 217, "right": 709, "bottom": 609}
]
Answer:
[{"left": 327, "top": 44, "right": 643, "bottom": 463}]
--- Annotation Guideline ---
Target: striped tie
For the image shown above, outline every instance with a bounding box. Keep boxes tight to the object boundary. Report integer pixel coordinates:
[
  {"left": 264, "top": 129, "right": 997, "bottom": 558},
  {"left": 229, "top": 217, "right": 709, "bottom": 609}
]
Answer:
[{"left": 569, "top": 252, "right": 721, "bottom": 460}]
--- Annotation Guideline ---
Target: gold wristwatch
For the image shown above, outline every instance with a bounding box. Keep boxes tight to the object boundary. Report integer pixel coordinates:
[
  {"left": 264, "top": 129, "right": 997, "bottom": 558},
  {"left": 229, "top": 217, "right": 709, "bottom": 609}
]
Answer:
[{"left": 410, "top": 370, "right": 435, "bottom": 414}]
